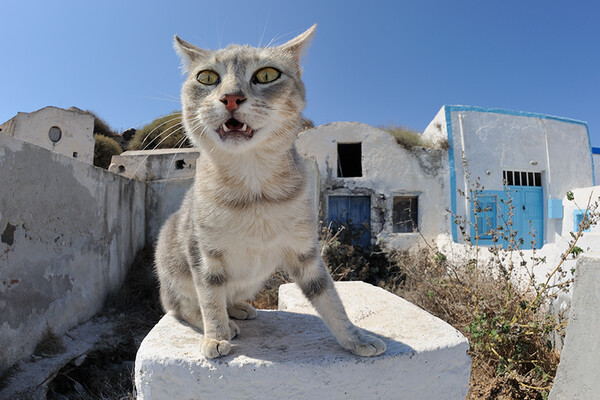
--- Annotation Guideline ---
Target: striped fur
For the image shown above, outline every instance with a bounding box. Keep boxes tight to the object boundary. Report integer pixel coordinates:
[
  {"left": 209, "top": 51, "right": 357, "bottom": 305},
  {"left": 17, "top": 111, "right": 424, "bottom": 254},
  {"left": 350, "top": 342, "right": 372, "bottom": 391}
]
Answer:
[{"left": 155, "top": 25, "right": 385, "bottom": 359}]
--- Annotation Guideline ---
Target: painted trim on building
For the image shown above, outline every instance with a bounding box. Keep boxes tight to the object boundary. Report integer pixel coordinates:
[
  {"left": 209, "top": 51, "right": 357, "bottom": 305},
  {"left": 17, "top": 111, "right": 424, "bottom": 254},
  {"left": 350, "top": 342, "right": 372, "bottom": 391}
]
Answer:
[
  {"left": 445, "top": 105, "right": 588, "bottom": 126},
  {"left": 444, "top": 106, "right": 458, "bottom": 241},
  {"left": 444, "top": 104, "right": 595, "bottom": 242}
]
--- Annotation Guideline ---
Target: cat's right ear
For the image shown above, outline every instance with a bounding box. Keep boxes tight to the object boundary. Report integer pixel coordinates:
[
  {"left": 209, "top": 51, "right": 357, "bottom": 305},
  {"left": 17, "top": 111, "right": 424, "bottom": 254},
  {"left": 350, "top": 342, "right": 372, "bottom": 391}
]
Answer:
[{"left": 174, "top": 35, "right": 208, "bottom": 70}]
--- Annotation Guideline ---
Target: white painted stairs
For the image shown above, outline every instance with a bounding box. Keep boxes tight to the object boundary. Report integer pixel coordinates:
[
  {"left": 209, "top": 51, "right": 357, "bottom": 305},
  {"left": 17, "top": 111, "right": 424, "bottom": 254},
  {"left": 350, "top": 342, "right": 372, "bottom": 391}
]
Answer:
[{"left": 135, "top": 281, "right": 470, "bottom": 400}]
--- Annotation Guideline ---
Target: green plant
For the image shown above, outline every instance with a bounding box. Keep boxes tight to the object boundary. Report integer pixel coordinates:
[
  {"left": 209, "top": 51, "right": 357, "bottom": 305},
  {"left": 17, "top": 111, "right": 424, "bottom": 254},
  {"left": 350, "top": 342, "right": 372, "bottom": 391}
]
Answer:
[
  {"left": 93, "top": 134, "right": 122, "bottom": 169},
  {"left": 570, "top": 246, "right": 583, "bottom": 257},
  {"left": 128, "top": 112, "right": 191, "bottom": 151}
]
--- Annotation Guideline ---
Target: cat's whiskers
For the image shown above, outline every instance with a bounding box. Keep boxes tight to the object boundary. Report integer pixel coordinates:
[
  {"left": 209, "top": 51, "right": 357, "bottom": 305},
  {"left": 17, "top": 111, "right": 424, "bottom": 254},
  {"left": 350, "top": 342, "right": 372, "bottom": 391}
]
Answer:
[
  {"left": 138, "top": 122, "right": 184, "bottom": 161},
  {"left": 130, "top": 123, "right": 186, "bottom": 179},
  {"left": 136, "top": 95, "right": 180, "bottom": 104},
  {"left": 154, "top": 90, "right": 180, "bottom": 101},
  {"left": 263, "top": 30, "right": 297, "bottom": 49},
  {"left": 158, "top": 134, "right": 193, "bottom": 194},
  {"left": 140, "top": 114, "right": 183, "bottom": 149},
  {"left": 258, "top": 10, "right": 271, "bottom": 48}
]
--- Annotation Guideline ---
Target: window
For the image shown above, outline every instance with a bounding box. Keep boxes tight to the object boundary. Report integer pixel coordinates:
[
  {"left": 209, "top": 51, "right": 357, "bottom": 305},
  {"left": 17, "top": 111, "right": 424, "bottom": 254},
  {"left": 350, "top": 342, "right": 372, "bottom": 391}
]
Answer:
[
  {"left": 573, "top": 210, "right": 590, "bottom": 233},
  {"left": 337, "top": 143, "right": 362, "bottom": 177},
  {"left": 392, "top": 196, "right": 418, "bottom": 233},
  {"left": 503, "top": 170, "right": 541, "bottom": 187},
  {"left": 48, "top": 126, "right": 62, "bottom": 143}
]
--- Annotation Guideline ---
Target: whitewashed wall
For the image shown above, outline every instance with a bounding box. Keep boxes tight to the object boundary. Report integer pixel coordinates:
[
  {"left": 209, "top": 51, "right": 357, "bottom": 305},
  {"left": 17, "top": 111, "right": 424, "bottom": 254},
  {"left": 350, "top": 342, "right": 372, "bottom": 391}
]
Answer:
[
  {"left": 297, "top": 122, "right": 450, "bottom": 249},
  {"left": 0, "top": 133, "right": 145, "bottom": 373},
  {"left": 0, "top": 107, "right": 95, "bottom": 164},
  {"left": 423, "top": 106, "right": 595, "bottom": 246}
]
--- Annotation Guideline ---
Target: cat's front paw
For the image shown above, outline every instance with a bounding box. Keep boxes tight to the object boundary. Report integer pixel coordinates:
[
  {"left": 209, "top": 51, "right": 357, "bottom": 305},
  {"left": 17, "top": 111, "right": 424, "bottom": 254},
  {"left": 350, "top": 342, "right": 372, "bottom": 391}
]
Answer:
[
  {"left": 201, "top": 337, "right": 231, "bottom": 358},
  {"left": 227, "top": 302, "right": 257, "bottom": 320},
  {"left": 348, "top": 334, "right": 386, "bottom": 357}
]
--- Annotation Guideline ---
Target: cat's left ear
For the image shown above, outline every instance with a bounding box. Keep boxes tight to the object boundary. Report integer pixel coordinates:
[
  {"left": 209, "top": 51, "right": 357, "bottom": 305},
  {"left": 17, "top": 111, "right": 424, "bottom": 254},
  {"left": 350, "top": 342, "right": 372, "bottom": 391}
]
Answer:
[
  {"left": 278, "top": 24, "right": 316, "bottom": 62},
  {"left": 174, "top": 35, "right": 209, "bottom": 71}
]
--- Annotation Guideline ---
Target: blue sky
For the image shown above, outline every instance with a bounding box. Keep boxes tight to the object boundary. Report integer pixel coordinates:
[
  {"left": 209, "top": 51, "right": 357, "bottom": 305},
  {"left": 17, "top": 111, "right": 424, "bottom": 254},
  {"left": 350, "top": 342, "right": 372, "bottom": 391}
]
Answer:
[{"left": 2, "top": 1, "right": 599, "bottom": 146}]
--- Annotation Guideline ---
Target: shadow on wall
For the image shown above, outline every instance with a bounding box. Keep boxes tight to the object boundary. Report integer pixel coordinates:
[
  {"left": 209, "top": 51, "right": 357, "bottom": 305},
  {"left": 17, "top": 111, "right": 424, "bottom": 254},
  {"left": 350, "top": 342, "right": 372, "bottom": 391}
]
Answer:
[{"left": 0, "top": 133, "right": 146, "bottom": 374}]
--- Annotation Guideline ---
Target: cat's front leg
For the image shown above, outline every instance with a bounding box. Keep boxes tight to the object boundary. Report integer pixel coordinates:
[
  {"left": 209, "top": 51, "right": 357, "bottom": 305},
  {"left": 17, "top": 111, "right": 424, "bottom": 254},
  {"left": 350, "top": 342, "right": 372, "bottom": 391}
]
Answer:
[
  {"left": 192, "top": 251, "right": 238, "bottom": 359},
  {"left": 289, "top": 248, "right": 386, "bottom": 357}
]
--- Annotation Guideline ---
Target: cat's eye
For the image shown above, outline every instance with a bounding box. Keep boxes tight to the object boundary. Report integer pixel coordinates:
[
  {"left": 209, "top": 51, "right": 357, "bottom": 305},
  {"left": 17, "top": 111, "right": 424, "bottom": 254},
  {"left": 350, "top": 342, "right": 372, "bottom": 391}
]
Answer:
[
  {"left": 197, "top": 70, "right": 220, "bottom": 85},
  {"left": 253, "top": 67, "right": 281, "bottom": 84}
]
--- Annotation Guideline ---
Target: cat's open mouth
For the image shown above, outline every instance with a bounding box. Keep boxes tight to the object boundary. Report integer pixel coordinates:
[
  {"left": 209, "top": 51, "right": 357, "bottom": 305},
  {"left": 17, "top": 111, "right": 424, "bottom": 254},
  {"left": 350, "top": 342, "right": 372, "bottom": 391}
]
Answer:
[{"left": 219, "top": 118, "right": 254, "bottom": 140}]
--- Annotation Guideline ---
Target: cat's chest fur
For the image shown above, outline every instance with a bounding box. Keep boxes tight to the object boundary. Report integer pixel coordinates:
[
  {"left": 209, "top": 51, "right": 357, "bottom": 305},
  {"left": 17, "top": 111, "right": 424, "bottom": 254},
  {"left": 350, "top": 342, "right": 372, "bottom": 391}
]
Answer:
[{"left": 191, "top": 152, "right": 315, "bottom": 278}]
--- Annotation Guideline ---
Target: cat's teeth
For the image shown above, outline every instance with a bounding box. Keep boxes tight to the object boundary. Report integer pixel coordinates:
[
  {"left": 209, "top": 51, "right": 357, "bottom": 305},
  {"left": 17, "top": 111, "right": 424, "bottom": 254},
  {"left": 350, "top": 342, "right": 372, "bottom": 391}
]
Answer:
[
  {"left": 222, "top": 123, "right": 231, "bottom": 132},
  {"left": 241, "top": 123, "right": 247, "bottom": 131}
]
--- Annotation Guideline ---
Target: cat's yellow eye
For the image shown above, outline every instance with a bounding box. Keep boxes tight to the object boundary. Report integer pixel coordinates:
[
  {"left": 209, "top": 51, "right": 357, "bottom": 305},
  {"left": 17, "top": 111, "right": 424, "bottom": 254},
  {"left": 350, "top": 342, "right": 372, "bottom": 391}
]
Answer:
[
  {"left": 254, "top": 67, "right": 281, "bottom": 84},
  {"left": 197, "top": 70, "right": 220, "bottom": 85}
]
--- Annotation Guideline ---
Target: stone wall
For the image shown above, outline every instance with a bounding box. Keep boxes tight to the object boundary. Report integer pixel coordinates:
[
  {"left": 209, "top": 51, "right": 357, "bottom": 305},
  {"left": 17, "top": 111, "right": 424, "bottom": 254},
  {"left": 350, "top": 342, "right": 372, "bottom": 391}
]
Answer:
[{"left": 0, "top": 133, "right": 146, "bottom": 373}]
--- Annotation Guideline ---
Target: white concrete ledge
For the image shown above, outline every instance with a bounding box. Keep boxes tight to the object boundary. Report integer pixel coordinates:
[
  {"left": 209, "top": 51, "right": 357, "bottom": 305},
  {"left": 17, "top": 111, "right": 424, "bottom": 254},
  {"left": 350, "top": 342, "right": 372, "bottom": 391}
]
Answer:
[
  {"left": 135, "top": 282, "right": 470, "bottom": 400},
  {"left": 549, "top": 253, "right": 600, "bottom": 400}
]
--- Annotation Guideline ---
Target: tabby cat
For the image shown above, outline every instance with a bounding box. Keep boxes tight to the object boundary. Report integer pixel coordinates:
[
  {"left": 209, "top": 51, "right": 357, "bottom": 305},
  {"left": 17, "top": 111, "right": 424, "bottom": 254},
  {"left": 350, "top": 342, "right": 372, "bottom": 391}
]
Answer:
[{"left": 155, "top": 25, "right": 386, "bottom": 359}]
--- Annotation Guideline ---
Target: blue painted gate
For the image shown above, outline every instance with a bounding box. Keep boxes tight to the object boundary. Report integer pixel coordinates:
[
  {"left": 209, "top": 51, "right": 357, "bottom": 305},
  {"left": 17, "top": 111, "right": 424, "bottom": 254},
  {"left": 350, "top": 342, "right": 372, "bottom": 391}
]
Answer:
[
  {"left": 327, "top": 196, "right": 371, "bottom": 247},
  {"left": 471, "top": 187, "right": 543, "bottom": 249}
]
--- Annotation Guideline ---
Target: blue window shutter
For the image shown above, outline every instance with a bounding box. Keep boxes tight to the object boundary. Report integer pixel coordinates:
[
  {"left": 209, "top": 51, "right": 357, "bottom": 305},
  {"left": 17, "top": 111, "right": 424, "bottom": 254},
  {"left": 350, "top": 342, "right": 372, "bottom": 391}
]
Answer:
[{"left": 548, "top": 199, "right": 563, "bottom": 219}]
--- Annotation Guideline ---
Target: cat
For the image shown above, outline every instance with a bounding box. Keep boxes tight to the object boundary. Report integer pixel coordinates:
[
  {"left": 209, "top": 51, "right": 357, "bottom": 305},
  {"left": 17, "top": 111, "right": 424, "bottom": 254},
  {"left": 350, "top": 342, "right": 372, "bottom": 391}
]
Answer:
[{"left": 154, "top": 24, "right": 386, "bottom": 359}]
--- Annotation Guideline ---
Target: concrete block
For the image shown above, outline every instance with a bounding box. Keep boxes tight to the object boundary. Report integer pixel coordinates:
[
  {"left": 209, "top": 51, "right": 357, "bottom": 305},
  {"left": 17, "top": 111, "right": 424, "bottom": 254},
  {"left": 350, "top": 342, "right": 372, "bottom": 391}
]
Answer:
[
  {"left": 549, "top": 253, "right": 600, "bottom": 400},
  {"left": 135, "top": 281, "right": 470, "bottom": 400}
]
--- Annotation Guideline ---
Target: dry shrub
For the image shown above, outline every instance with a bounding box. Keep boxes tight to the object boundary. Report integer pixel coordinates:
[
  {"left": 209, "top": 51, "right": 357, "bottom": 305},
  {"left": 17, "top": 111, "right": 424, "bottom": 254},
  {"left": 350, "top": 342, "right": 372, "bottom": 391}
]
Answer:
[
  {"left": 394, "top": 248, "right": 562, "bottom": 399},
  {"left": 397, "top": 187, "right": 599, "bottom": 399},
  {"left": 252, "top": 271, "right": 291, "bottom": 310},
  {"left": 93, "top": 134, "right": 122, "bottom": 169},
  {"left": 47, "top": 246, "right": 162, "bottom": 400},
  {"left": 380, "top": 125, "right": 424, "bottom": 149},
  {"left": 34, "top": 328, "right": 66, "bottom": 357},
  {"left": 322, "top": 234, "right": 403, "bottom": 291},
  {"left": 128, "top": 112, "right": 191, "bottom": 151}
]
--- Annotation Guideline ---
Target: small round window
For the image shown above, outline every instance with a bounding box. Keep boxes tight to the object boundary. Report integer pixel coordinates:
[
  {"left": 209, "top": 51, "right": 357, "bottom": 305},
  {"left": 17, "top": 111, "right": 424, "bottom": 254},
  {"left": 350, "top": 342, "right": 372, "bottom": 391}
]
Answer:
[{"left": 48, "top": 126, "right": 62, "bottom": 143}]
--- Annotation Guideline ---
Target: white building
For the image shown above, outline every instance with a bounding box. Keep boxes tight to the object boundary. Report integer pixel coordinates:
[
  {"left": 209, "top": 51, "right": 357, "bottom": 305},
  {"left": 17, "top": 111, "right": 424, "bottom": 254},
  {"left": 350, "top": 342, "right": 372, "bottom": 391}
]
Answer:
[
  {"left": 296, "top": 106, "right": 596, "bottom": 251},
  {"left": 423, "top": 105, "right": 596, "bottom": 249},
  {"left": 296, "top": 121, "right": 449, "bottom": 249},
  {"left": 0, "top": 106, "right": 95, "bottom": 164}
]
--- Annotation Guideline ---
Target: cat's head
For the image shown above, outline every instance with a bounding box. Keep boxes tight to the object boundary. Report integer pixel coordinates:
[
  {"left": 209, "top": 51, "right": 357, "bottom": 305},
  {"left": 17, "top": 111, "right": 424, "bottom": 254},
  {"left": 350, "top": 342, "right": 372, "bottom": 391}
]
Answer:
[{"left": 174, "top": 25, "right": 315, "bottom": 153}]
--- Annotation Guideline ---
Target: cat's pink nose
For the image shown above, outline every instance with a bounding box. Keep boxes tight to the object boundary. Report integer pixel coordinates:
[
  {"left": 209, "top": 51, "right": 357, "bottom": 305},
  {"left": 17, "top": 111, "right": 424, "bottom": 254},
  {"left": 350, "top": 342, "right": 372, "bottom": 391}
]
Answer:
[{"left": 220, "top": 94, "right": 246, "bottom": 111}]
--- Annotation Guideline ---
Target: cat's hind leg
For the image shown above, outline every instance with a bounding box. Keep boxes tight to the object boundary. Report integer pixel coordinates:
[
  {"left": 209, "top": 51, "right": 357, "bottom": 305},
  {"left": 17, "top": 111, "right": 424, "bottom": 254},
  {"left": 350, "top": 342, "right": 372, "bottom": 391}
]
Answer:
[{"left": 288, "top": 248, "right": 386, "bottom": 357}]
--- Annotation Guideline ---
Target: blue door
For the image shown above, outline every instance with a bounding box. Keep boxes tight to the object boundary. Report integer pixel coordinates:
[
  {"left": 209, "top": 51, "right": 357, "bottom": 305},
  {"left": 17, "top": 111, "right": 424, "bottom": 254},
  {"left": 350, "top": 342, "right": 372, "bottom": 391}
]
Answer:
[
  {"left": 327, "top": 196, "right": 371, "bottom": 247},
  {"left": 471, "top": 187, "right": 543, "bottom": 249},
  {"left": 516, "top": 187, "right": 544, "bottom": 249}
]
